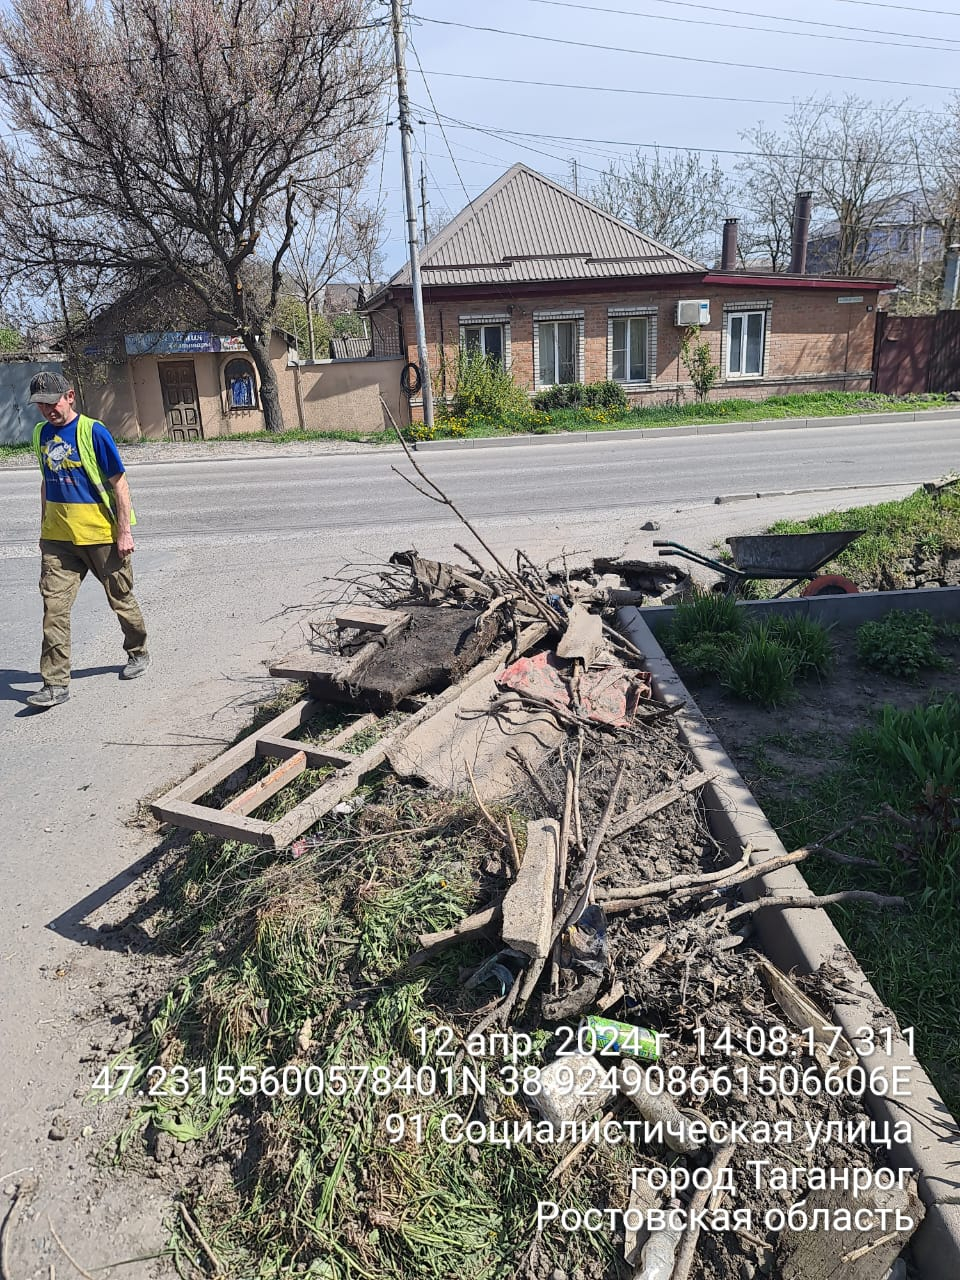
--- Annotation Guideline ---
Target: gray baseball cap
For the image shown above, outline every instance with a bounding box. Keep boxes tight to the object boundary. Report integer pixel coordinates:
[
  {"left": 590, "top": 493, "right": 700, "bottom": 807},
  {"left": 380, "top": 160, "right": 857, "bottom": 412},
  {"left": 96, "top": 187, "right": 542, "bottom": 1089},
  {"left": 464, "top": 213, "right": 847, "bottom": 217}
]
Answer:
[{"left": 29, "top": 371, "right": 73, "bottom": 403}]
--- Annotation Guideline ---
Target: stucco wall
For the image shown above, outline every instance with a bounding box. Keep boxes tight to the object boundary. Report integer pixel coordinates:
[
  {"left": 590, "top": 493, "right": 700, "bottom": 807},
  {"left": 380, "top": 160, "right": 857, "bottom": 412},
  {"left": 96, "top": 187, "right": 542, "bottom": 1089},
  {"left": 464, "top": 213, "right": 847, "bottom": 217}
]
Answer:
[
  {"left": 297, "top": 357, "right": 409, "bottom": 433},
  {"left": 391, "top": 282, "right": 880, "bottom": 418}
]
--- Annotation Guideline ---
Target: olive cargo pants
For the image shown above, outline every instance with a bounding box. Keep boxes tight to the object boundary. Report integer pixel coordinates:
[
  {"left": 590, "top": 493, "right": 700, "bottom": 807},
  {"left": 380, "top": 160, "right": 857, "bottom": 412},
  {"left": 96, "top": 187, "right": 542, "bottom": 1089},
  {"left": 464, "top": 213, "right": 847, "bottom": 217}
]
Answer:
[{"left": 39, "top": 539, "right": 148, "bottom": 687}]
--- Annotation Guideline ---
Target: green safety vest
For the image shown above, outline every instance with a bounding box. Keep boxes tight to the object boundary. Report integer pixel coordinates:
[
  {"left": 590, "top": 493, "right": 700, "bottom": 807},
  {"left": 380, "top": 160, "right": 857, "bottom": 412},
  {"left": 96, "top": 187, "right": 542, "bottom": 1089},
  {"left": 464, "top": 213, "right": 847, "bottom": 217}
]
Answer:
[{"left": 33, "top": 414, "right": 136, "bottom": 526}]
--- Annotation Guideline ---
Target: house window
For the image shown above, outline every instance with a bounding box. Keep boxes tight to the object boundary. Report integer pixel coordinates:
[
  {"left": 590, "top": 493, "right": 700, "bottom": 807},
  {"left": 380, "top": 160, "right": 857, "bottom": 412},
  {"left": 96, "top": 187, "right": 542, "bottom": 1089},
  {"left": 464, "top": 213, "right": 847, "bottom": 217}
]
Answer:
[
  {"left": 462, "top": 322, "right": 504, "bottom": 364},
  {"left": 538, "top": 320, "right": 577, "bottom": 386},
  {"left": 611, "top": 315, "right": 650, "bottom": 383},
  {"left": 225, "top": 358, "right": 257, "bottom": 409},
  {"left": 726, "top": 311, "right": 765, "bottom": 377}
]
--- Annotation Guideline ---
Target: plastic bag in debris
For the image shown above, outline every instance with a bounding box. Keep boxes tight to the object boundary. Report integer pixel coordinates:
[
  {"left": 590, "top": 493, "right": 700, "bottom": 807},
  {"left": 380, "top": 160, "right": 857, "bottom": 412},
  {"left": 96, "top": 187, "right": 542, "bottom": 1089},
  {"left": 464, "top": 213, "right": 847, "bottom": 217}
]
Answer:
[
  {"left": 464, "top": 948, "right": 528, "bottom": 996},
  {"left": 561, "top": 903, "right": 609, "bottom": 977}
]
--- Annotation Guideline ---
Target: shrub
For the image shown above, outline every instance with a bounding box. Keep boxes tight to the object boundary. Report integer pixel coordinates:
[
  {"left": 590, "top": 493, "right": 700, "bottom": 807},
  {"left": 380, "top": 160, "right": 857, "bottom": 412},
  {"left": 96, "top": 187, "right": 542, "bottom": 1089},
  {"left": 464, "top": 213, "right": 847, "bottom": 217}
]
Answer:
[
  {"left": 720, "top": 628, "right": 798, "bottom": 707},
  {"left": 532, "top": 380, "right": 628, "bottom": 413},
  {"left": 765, "top": 614, "right": 834, "bottom": 678},
  {"left": 855, "top": 610, "right": 948, "bottom": 678},
  {"left": 448, "top": 349, "right": 529, "bottom": 420},
  {"left": 680, "top": 326, "right": 720, "bottom": 403}
]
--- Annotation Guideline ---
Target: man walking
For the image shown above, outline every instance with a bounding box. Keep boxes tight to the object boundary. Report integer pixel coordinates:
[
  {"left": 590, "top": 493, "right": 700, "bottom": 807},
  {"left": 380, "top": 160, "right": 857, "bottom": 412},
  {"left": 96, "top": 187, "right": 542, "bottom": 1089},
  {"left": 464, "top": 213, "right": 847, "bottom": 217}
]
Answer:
[{"left": 27, "top": 371, "right": 149, "bottom": 709}]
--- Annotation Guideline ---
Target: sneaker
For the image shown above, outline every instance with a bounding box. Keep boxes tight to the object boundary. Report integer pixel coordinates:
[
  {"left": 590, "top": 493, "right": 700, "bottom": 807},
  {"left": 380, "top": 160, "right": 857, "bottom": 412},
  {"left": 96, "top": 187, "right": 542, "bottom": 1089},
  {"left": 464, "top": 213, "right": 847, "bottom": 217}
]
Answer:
[
  {"left": 121, "top": 652, "right": 151, "bottom": 680},
  {"left": 26, "top": 684, "right": 70, "bottom": 709}
]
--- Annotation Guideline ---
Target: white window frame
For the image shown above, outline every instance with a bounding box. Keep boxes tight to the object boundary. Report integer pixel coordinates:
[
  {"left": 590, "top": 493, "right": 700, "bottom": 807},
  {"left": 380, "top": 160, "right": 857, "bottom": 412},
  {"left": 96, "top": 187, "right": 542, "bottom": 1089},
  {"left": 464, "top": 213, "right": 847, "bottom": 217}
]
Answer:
[
  {"left": 459, "top": 312, "right": 511, "bottom": 368},
  {"left": 724, "top": 307, "right": 767, "bottom": 379},
  {"left": 607, "top": 306, "right": 657, "bottom": 385},
  {"left": 533, "top": 309, "right": 585, "bottom": 388}
]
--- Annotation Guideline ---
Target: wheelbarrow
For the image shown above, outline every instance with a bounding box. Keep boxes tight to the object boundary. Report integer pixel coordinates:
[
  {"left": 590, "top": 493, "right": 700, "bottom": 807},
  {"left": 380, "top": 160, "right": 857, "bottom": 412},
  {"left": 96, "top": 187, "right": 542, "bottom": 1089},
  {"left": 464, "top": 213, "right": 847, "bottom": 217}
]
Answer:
[{"left": 652, "top": 531, "right": 865, "bottom": 597}]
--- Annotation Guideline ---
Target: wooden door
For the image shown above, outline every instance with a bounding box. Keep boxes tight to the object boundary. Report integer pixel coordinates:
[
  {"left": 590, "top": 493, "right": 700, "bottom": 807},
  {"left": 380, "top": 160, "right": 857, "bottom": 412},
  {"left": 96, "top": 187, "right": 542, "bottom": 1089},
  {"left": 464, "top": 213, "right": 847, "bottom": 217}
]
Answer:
[{"left": 159, "top": 361, "right": 203, "bottom": 439}]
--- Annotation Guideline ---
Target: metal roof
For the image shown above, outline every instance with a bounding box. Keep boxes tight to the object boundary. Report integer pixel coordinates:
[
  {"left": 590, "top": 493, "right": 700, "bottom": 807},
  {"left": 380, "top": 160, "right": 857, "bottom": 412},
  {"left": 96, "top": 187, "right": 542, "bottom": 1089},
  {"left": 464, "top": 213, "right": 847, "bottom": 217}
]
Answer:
[{"left": 370, "top": 164, "right": 705, "bottom": 299}]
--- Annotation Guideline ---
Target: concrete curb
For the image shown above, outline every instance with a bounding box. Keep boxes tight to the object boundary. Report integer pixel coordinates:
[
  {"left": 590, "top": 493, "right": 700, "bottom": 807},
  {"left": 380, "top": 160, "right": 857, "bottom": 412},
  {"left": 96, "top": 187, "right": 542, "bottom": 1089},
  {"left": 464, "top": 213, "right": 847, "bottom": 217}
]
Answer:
[
  {"left": 616, "top": 599, "right": 960, "bottom": 1277},
  {"left": 640, "top": 586, "right": 960, "bottom": 631},
  {"left": 415, "top": 405, "right": 959, "bottom": 452}
]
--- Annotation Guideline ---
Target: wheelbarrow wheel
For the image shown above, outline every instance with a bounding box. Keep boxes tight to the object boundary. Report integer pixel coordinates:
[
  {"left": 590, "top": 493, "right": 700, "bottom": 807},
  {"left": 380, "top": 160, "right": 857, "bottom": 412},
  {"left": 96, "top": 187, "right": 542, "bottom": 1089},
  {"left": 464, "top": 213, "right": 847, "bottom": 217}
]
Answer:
[{"left": 800, "top": 573, "right": 859, "bottom": 597}]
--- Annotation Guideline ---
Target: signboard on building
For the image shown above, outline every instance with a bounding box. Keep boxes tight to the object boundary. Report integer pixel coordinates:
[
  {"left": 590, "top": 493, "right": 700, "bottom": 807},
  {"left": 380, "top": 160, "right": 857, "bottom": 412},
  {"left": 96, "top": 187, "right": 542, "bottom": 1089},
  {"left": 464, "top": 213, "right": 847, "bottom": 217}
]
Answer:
[
  {"left": 124, "top": 331, "right": 254, "bottom": 355},
  {"left": 125, "top": 331, "right": 218, "bottom": 355}
]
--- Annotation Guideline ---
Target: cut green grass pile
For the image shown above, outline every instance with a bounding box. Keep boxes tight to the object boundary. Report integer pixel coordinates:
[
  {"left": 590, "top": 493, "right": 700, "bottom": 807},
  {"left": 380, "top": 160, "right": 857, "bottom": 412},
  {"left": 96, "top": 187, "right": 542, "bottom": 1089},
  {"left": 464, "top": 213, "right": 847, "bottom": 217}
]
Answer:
[
  {"left": 661, "top": 594, "right": 833, "bottom": 707},
  {"left": 103, "top": 779, "right": 630, "bottom": 1278},
  {"left": 758, "top": 697, "right": 960, "bottom": 1116},
  {"left": 768, "top": 484, "right": 960, "bottom": 589}
]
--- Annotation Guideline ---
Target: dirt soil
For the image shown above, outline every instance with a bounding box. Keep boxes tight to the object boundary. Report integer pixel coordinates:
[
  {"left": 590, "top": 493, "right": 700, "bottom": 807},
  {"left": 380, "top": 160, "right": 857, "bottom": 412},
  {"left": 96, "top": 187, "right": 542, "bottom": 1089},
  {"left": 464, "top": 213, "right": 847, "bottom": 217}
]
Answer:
[{"left": 685, "top": 628, "right": 960, "bottom": 815}]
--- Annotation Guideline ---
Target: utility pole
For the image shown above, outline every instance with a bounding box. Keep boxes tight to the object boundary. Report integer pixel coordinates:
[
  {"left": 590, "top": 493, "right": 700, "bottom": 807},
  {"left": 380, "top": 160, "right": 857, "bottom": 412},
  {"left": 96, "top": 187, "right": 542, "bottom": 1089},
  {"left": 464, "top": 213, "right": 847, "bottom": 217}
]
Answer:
[
  {"left": 570, "top": 157, "right": 578, "bottom": 195},
  {"left": 390, "top": 0, "right": 434, "bottom": 427},
  {"left": 420, "top": 160, "right": 430, "bottom": 244}
]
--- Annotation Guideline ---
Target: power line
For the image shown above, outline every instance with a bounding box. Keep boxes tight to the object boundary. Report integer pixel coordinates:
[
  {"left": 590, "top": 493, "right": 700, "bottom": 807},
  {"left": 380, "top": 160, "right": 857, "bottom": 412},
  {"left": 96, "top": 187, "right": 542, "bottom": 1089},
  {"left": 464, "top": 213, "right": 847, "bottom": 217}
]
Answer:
[
  {"left": 518, "top": 0, "right": 958, "bottom": 52},
  {"left": 414, "top": 68, "right": 793, "bottom": 107},
  {"left": 599, "top": 0, "right": 956, "bottom": 43},
  {"left": 414, "top": 107, "right": 931, "bottom": 170},
  {"left": 415, "top": 16, "right": 960, "bottom": 92},
  {"left": 410, "top": 103, "right": 613, "bottom": 180},
  {"left": 835, "top": 0, "right": 960, "bottom": 14}
]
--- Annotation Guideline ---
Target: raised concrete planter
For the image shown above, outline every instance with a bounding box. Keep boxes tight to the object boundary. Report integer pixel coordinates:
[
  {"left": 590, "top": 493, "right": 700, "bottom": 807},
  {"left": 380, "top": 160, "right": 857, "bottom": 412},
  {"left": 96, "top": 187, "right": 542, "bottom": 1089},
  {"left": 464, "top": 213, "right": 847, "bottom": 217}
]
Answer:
[
  {"left": 617, "top": 602, "right": 960, "bottom": 1278},
  {"left": 640, "top": 585, "right": 960, "bottom": 633}
]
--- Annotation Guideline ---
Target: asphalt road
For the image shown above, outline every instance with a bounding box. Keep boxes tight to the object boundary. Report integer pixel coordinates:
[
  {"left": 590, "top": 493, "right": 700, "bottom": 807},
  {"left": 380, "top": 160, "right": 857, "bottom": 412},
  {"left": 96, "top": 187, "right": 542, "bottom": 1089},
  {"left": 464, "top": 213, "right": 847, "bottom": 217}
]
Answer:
[{"left": 0, "top": 417, "right": 957, "bottom": 1273}]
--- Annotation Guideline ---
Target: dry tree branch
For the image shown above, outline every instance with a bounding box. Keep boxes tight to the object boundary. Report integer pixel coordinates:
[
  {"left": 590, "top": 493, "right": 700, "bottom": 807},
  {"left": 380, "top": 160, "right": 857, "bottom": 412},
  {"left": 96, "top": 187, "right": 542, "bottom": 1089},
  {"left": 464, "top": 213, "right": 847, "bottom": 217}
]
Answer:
[
  {"left": 722, "top": 890, "right": 906, "bottom": 923},
  {"left": 381, "top": 398, "right": 564, "bottom": 631}
]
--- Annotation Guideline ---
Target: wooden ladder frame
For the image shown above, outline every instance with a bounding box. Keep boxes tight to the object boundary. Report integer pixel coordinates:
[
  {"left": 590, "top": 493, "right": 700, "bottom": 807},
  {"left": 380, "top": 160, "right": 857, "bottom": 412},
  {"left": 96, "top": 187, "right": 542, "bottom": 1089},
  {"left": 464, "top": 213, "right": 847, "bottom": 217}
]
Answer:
[{"left": 152, "top": 624, "right": 547, "bottom": 850}]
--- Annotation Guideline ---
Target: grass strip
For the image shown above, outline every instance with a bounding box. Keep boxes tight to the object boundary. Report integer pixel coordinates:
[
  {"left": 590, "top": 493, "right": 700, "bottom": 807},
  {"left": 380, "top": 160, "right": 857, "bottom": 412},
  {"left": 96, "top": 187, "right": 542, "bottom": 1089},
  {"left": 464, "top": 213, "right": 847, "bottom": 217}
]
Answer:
[
  {"left": 103, "top": 790, "right": 632, "bottom": 1278},
  {"left": 753, "top": 699, "right": 960, "bottom": 1118}
]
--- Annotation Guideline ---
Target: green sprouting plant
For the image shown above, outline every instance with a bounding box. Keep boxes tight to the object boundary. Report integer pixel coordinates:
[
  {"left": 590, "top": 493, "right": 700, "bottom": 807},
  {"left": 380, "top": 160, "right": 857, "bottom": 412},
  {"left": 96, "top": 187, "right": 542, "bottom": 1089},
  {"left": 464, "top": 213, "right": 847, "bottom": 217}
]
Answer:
[
  {"left": 671, "top": 638, "right": 733, "bottom": 677},
  {"left": 448, "top": 348, "right": 530, "bottom": 419},
  {"left": 666, "top": 592, "right": 746, "bottom": 647},
  {"left": 860, "top": 698, "right": 960, "bottom": 793},
  {"left": 720, "top": 627, "right": 798, "bottom": 707},
  {"left": 855, "top": 610, "right": 948, "bottom": 678},
  {"left": 765, "top": 613, "right": 834, "bottom": 678},
  {"left": 679, "top": 326, "right": 720, "bottom": 403}
]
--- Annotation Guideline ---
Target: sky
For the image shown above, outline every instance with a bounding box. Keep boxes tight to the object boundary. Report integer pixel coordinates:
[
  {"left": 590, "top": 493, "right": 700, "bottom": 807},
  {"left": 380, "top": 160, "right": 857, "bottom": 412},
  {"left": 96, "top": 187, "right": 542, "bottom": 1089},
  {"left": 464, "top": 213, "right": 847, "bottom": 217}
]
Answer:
[{"left": 373, "top": 0, "right": 960, "bottom": 274}]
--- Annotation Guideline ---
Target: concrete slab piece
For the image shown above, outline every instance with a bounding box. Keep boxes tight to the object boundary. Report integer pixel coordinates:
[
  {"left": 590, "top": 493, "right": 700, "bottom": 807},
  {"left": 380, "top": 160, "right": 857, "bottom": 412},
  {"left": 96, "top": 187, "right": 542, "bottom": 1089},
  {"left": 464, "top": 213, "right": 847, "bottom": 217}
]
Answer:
[
  {"left": 502, "top": 818, "right": 560, "bottom": 960},
  {"left": 386, "top": 673, "right": 563, "bottom": 801}
]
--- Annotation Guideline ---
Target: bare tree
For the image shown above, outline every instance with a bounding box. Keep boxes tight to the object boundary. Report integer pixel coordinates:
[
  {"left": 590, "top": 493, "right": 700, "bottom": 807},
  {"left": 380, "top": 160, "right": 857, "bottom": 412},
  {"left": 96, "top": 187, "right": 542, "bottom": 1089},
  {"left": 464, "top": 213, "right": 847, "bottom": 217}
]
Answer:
[
  {"left": 589, "top": 148, "right": 731, "bottom": 264},
  {"left": 909, "top": 94, "right": 960, "bottom": 304},
  {"left": 285, "top": 185, "right": 383, "bottom": 360},
  {"left": 738, "top": 96, "right": 919, "bottom": 277},
  {"left": 0, "top": 0, "right": 388, "bottom": 430},
  {"left": 736, "top": 99, "right": 829, "bottom": 271}
]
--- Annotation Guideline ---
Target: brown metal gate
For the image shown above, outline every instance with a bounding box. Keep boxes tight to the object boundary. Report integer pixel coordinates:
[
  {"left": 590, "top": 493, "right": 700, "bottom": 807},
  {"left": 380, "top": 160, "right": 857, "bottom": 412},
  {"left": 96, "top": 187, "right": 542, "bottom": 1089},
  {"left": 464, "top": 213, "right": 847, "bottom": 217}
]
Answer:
[
  {"left": 874, "top": 311, "right": 960, "bottom": 395},
  {"left": 929, "top": 312, "right": 960, "bottom": 391}
]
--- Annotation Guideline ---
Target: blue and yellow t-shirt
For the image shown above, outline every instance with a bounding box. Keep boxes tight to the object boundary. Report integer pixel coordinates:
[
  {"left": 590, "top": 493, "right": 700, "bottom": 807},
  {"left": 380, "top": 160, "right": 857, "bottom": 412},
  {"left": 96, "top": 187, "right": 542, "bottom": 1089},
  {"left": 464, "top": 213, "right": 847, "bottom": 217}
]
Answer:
[{"left": 39, "top": 417, "right": 124, "bottom": 544}]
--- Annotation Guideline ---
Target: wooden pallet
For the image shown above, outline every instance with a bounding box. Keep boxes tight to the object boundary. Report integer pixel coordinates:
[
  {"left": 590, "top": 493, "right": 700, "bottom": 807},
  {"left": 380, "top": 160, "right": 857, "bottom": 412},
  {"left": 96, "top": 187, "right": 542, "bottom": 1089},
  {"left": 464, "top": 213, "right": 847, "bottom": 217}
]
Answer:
[{"left": 152, "top": 623, "right": 548, "bottom": 850}]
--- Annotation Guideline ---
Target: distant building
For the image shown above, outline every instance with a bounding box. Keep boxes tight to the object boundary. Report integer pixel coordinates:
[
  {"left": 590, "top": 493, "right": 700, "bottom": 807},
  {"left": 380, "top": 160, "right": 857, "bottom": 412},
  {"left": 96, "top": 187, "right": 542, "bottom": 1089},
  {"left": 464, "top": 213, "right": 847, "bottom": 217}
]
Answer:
[{"left": 805, "top": 193, "right": 944, "bottom": 282}]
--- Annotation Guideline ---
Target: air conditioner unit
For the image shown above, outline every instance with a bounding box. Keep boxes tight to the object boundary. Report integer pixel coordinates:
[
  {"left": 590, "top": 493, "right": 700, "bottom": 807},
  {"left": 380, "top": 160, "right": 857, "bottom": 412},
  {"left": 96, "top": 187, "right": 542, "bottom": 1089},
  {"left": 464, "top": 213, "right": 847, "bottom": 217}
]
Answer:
[{"left": 676, "top": 299, "right": 711, "bottom": 326}]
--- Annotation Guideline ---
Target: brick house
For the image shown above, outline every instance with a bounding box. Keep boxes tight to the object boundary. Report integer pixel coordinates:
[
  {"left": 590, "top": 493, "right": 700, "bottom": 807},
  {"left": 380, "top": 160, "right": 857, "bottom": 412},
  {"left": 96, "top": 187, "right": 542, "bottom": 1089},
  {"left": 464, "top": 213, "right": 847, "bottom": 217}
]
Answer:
[{"left": 364, "top": 164, "right": 892, "bottom": 418}]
